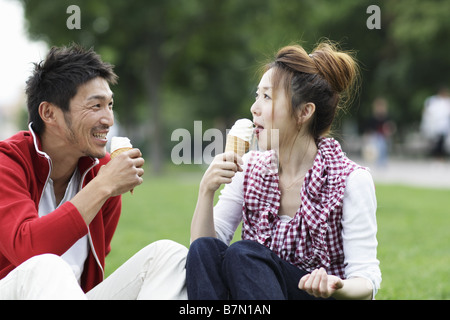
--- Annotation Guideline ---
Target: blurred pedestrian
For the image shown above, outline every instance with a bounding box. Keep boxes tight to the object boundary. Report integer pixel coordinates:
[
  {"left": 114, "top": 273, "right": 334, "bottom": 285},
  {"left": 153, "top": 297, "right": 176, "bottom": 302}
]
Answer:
[
  {"left": 363, "top": 97, "right": 396, "bottom": 166},
  {"left": 420, "top": 86, "right": 450, "bottom": 159}
]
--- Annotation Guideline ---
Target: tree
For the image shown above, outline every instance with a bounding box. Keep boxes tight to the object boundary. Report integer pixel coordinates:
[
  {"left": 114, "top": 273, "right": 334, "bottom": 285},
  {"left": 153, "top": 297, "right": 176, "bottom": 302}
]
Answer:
[
  {"left": 17, "top": 0, "right": 450, "bottom": 162},
  {"left": 20, "top": 0, "right": 274, "bottom": 172}
]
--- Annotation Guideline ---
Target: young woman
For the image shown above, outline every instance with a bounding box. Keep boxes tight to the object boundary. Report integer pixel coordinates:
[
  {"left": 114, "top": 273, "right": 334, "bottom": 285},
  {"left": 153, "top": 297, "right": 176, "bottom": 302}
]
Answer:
[{"left": 187, "top": 41, "right": 381, "bottom": 300}]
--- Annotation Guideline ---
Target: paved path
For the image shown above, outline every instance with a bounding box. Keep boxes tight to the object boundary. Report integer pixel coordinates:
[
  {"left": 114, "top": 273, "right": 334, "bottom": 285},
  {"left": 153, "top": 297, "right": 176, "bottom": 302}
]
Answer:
[{"left": 357, "top": 158, "right": 450, "bottom": 189}]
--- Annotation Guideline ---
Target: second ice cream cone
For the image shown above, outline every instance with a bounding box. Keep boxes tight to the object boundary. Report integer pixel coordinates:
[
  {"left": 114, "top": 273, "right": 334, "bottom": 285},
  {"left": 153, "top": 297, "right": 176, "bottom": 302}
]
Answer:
[
  {"left": 110, "top": 147, "right": 132, "bottom": 159},
  {"left": 225, "top": 135, "right": 250, "bottom": 157}
]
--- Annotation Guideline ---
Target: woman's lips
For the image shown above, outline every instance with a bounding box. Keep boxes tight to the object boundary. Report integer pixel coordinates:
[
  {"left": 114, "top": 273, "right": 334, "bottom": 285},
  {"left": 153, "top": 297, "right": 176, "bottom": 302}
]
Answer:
[{"left": 254, "top": 125, "right": 264, "bottom": 137}]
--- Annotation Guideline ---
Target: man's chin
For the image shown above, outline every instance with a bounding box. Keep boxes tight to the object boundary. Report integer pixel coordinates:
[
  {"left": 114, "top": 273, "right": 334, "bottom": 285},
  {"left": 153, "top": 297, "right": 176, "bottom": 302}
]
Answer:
[{"left": 86, "top": 149, "right": 107, "bottom": 159}]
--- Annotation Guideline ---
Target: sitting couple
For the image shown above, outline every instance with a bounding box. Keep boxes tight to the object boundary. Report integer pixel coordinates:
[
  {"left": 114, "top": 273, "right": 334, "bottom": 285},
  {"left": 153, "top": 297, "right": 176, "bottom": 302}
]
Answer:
[{"left": 0, "top": 42, "right": 380, "bottom": 300}]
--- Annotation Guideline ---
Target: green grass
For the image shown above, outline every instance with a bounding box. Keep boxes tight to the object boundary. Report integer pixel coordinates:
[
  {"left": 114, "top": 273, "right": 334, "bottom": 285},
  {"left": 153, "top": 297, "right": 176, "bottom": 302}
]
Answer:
[
  {"left": 375, "top": 185, "right": 450, "bottom": 300},
  {"left": 105, "top": 168, "right": 450, "bottom": 300}
]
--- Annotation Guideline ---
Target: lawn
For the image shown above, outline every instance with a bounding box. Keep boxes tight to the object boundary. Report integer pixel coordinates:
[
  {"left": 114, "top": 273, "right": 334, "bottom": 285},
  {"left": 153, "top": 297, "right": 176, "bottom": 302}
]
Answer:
[
  {"left": 375, "top": 184, "right": 450, "bottom": 299},
  {"left": 105, "top": 167, "right": 450, "bottom": 300}
]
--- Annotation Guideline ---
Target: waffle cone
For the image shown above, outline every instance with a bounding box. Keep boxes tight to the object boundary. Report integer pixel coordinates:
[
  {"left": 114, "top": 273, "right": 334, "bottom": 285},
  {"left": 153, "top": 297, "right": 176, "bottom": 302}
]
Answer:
[
  {"left": 225, "top": 135, "right": 249, "bottom": 157},
  {"left": 110, "top": 147, "right": 132, "bottom": 159},
  {"left": 110, "top": 147, "right": 134, "bottom": 194}
]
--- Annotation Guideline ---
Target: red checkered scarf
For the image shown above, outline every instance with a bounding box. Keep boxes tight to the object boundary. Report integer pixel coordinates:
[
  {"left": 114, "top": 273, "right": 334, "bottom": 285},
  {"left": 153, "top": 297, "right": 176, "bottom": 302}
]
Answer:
[{"left": 241, "top": 137, "right": 362, "bottom": 278}]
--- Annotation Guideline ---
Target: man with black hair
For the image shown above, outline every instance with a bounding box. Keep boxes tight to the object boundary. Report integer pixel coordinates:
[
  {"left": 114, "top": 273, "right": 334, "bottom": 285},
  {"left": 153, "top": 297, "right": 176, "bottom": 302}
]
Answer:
[{"left": 0, "top": 44, "right": 187, "bottom": 299}]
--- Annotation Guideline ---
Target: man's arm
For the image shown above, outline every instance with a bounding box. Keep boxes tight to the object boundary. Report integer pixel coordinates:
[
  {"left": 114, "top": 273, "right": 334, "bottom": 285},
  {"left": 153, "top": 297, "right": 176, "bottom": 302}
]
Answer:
[
  {"left": 70, "top": 148, "right": 144, "bottom": 225},
  {"left": 0, "top": 148, "right": 143, "bottom": 267}
]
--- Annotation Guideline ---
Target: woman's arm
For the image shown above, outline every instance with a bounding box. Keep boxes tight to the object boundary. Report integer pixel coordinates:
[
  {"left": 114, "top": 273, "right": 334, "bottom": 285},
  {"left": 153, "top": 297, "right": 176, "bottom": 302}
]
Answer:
[
  {"left": 299, "top": 268, "right": 373, "bottom": 300},
  {"left": 299, "top": 169, "right": 381, "bottom": 300},
  {"left": 190, "top": 152, "right": 244, "bottom": 242},
  {"left": 341, "top": 169, "right": 381, "bottom": 298}
]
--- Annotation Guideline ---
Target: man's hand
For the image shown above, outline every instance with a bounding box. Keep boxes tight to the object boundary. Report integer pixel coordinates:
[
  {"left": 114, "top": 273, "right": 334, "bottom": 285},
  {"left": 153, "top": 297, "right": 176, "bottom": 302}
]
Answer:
[
  {"left": 99, "top": 148, "right": 145, "bottom": 196},
  {"left": 70, "top": 148, "right": 144, "bottom": 225}
]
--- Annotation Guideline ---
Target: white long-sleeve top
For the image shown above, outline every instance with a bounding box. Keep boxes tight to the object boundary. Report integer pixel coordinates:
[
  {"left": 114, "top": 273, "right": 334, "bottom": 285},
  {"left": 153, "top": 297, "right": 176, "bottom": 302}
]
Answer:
[{"left": 212, "top": 154, "right": 381, "bottom": 297}]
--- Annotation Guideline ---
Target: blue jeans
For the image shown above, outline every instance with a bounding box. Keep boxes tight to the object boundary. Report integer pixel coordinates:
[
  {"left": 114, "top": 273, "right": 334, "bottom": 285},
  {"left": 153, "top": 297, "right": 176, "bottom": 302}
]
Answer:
[{"left": 186, "top": 237, "right": 329, "bottom": 300}]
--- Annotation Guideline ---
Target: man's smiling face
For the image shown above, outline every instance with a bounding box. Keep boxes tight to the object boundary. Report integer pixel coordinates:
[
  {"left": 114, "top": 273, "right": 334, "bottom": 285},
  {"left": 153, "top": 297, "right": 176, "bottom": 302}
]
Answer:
[{"left": 59, "top": 76, "right": 115, "bottom": 159}]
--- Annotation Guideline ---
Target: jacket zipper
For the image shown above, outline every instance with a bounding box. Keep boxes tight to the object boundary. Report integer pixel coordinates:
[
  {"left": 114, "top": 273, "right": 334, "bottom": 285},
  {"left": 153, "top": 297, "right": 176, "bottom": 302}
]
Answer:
[
  {"left": 30, "top": 123, "right": 104, "bottom": 280},
  {"left": 30, "top": 123, "right": 53, "bottom": 207},
  {"left": 79, "top": 158, "right": 104, "bottom": 280}
]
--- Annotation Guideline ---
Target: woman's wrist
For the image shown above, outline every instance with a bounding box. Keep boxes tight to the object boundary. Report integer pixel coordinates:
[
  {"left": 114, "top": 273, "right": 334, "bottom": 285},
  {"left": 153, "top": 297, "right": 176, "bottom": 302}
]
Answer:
[{"left": 331, "top": 277, "right": 373, "bottom": 300}]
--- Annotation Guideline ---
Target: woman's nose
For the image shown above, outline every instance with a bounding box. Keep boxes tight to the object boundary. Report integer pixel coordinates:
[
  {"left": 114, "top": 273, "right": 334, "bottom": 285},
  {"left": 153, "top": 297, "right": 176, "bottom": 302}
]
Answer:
[{"left": 250, "top": 100, "right": 260, "bottom": 116}]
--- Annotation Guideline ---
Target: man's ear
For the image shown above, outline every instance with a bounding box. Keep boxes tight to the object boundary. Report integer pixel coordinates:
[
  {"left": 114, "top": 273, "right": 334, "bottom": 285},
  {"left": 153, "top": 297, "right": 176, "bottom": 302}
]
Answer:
[
  {"left": 38, "top": 101, "right": 58, "bottom": 125},
  {"left": 296, "top": 102, "right": 316, "bottom": 125}
]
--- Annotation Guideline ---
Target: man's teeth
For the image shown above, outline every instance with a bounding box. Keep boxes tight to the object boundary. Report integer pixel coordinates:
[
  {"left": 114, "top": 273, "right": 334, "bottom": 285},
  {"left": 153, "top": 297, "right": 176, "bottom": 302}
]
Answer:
[{"left": 93, "top": 133, "right": 107, "bottom": 139}]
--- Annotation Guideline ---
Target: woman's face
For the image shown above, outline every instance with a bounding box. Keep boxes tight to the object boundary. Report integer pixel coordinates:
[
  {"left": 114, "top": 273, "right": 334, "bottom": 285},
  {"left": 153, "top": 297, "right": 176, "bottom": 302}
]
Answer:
[{"left": 251, "top": 68, "right": 298, "bottom": 151}]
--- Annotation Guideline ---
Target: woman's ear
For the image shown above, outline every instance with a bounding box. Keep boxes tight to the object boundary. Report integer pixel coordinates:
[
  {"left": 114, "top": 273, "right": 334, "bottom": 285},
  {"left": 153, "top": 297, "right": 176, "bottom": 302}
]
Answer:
[{"left": 296, "top": 102, "right": 316, "bottom": 125}]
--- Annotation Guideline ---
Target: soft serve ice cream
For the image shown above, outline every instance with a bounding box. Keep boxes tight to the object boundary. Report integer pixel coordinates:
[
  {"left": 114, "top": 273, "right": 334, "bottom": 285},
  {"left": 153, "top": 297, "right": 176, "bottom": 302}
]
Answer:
[
  {"left": 110, "top": 137, "right": 133, "bottom": 158},
  {"left": 225, "top": 119, "right": 254, "bottom": 156}
]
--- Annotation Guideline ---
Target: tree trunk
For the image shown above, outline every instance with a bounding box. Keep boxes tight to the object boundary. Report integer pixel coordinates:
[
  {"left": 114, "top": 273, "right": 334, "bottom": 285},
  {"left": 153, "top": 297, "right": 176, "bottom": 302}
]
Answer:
[{"left": 145, "top": 51, "right": 165, "bottom": 175}]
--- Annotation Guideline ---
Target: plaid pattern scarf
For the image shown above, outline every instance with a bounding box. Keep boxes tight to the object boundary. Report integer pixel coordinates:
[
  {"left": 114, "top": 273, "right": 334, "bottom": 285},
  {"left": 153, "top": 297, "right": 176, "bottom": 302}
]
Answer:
[{"left": 241, "top": 138, "right": 362, "bottom": 278}]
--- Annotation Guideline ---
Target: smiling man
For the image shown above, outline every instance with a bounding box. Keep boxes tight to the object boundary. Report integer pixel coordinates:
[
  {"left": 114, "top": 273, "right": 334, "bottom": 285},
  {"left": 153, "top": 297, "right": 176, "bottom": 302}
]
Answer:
[{"left": 0, "top": 45, "right": 188, "bottom": 299}]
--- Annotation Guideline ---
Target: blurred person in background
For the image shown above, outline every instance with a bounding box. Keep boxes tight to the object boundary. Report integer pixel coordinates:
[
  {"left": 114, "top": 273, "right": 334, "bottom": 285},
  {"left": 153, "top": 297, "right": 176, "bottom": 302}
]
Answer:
[
  {"left": 362, "top": 97, "right": 396, "bottom": 167},
  {"left": 420, "top": 86, "right": 450, "bottom": 160}
]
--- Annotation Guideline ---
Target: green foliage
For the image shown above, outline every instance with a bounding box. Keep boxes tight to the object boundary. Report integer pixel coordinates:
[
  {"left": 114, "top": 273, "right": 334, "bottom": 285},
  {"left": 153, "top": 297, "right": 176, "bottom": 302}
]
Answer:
[{"left": 16, "top": 0, "right": 450, "bottom": 167}]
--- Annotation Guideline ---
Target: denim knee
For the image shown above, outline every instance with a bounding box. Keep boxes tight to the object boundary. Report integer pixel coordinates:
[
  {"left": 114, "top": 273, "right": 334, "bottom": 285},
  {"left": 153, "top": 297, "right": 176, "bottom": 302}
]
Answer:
[
  {"left": 190, "top": 237, "right": 218, "bottom": 252},
  {"left": 189, "top": 237, "right": 222, "bottom": 258},
  {"left": 187, "top": 237, "right": 228, "bottom": 269},
  {"left": 225, "top": 240, "right": 267, "bottom": 260},
  {"left": 222, "top": 240, "right": 268, "bottom": 272}
]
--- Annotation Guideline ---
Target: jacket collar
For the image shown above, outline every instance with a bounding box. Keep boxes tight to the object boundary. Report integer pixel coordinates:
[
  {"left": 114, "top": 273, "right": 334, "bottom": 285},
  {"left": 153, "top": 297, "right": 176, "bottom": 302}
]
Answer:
[{"left": 28, "top": 123, "right": 100, "bottom": 184}]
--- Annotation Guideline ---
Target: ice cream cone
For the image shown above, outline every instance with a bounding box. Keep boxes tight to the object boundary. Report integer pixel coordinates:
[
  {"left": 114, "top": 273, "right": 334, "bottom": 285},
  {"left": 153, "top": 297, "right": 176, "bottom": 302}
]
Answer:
[
  {"left": 110, "top": 147, "right": 132, "bottom": 159},
  {"left": 224, "top": 118, "right": 254, "bottom": 158},
  {"left": 225, "top": 135, "right": 250, "bottom": 157}
]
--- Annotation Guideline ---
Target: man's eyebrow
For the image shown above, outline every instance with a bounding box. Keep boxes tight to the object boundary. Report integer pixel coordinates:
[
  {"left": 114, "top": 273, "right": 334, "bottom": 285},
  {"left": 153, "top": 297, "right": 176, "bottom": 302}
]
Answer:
[{"left": 87, "top": 93, "right": 114, "bottom": 101}]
